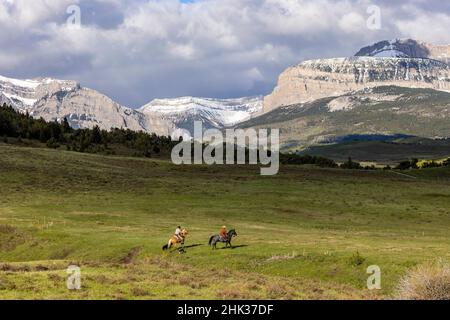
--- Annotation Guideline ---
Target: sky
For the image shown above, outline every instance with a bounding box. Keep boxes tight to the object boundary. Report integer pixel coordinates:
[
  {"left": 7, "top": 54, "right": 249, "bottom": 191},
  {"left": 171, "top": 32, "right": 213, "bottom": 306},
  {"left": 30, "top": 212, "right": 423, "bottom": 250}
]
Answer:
[{"left": 1, "top": 0, "right": 450, "bottom": 108}]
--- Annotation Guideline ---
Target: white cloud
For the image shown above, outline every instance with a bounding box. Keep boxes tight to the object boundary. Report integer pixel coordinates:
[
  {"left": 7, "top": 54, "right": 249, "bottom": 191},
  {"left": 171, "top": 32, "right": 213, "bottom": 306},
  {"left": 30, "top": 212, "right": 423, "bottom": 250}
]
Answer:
[
  {"left": 338, "top": 12, "right": 367, "bottom": 33},
  {"left": 396, "top": 12, "right": 450, "bottom": 44}
]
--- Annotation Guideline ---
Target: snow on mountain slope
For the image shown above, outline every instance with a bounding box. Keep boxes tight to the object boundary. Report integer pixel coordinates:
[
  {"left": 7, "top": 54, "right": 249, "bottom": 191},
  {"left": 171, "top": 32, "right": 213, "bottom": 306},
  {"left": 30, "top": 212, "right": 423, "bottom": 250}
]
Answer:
[
  {"left": 0, "top": 75, "right": 43, "bottom": 111},
  {"left": 139, "top": 96, "right": 263, "bottom": 135},
  {"left": 0, "top": 74, "right": 261, "bottom": 138},
  {"left": 0, "top": 75, "right": 174, "bottom": 136},
  {"left": 0, "top": 75, "right": 41, "bottom": 89},
  {"left": 0, "top": 75, "right": 80, "bottom": 112},
  {"left": 264, "top": 56, "right": 450, "bottom": 112},
  {"left": 372, "top": 49, "right": 409, "bottom": 58},
  {"left": 355, "top": 39, "right": 450, "bottom": 63}
]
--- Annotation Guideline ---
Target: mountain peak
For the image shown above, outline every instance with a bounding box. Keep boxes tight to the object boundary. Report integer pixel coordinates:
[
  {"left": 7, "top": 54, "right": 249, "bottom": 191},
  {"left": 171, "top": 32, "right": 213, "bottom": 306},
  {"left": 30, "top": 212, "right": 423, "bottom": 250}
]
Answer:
[{"left": 355, "top": 39, "right": 450, "bottom": 63}]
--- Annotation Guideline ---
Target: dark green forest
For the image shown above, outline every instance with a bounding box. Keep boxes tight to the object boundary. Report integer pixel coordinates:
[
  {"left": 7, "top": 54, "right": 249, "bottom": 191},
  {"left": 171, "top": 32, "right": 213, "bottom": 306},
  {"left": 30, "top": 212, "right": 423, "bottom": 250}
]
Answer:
[{"left": 0, "top": 104, "right": 178, "bottom": 158}]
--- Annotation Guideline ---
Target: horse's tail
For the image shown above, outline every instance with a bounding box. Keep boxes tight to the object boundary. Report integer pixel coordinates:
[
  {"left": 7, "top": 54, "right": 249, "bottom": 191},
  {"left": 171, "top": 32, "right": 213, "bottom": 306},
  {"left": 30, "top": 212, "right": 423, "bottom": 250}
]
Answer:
[{"left": 209, "top": 236, "right": 215, "bottom": 246}]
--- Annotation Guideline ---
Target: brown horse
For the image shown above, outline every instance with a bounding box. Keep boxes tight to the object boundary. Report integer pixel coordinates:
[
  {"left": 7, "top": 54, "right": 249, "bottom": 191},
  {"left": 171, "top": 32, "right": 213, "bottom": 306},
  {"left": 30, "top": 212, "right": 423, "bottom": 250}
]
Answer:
[{"left": 162, "top": 229, "right": 189, "bottom": 252}]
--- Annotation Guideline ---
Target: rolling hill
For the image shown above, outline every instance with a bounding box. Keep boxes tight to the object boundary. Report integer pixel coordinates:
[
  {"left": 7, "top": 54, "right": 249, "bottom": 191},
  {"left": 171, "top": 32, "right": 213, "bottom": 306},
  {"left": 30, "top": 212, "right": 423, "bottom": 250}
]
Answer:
[{"left": 240, "top": 86, "right": 450, "bottom": 152}]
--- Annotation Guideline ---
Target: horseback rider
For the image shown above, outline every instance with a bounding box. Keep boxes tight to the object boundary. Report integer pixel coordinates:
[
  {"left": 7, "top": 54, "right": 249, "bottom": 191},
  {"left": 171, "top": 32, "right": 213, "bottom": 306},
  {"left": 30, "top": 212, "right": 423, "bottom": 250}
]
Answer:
[
  {"left": 175, "top": 226, "right": 183, "bottom": 242},
  {"left": 219, "top": 226, "right": 228, "bottom": 240}
]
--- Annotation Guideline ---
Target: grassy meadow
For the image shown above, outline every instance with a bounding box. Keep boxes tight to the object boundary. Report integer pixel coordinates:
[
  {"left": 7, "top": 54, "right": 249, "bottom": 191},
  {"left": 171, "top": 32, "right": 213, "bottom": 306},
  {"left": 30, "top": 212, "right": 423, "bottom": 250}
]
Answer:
[{"left": 0, "top": 143, "right": 449, "bottom": 299}]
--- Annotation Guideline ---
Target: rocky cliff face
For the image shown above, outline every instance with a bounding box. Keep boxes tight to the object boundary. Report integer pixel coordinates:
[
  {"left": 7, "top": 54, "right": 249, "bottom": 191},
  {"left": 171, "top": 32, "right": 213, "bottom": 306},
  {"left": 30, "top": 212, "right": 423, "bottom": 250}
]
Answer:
[
  {"left": 30, "top": 86, "right": 173, "bottom": 136},
  {"left": 0, "top": 74, "right": 262, "bottom": 138},
  {"left": 0, "top": 75, "right": 174, "bottom": 136},
  {"left": 264, "top": 40, "right": 450, "bottom": 113}
]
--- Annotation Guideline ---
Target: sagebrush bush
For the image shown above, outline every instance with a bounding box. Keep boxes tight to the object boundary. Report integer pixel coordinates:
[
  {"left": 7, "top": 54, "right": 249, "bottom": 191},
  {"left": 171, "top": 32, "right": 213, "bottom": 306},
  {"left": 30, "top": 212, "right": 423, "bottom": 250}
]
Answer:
[
  {"left": 396, "top": 261, "right": 450, "bottom": 300},
  {"left": 349, "top": 251, "right": 366, "bottom": 266}
]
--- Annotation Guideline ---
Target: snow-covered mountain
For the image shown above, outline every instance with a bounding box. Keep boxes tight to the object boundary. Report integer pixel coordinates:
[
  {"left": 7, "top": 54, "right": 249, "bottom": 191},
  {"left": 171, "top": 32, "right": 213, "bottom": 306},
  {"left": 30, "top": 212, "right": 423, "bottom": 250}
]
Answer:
[
  {"left": 0, "top": 74, "right": 262, "bottom": 138},
  {"left": 139, "top": 96, "right": 263, "bottom": 137},
  {"left": 0, "top": 75, "right": 77, "bottom": 112},
  {"left": 252, "top": 39, "right": 450, "bottom": 148},
  {"left": 264, "top": 39, "right": 450, "bottom": 112},
  {"left": 0, "top": 75, "right": 174, "bottom": 136},
  {"left": 355, "top": 39, "right": 450, "bottom": 63},
  {"left": 355, "top": 39, "right": 428, "bottom": 58}
]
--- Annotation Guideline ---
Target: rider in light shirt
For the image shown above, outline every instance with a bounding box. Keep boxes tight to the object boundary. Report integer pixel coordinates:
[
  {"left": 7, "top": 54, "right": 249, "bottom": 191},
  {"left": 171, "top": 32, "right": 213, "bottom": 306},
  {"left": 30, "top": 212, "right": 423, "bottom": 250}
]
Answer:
[{"left": 175, "top": 226, "right": 182, "bottom": 241}]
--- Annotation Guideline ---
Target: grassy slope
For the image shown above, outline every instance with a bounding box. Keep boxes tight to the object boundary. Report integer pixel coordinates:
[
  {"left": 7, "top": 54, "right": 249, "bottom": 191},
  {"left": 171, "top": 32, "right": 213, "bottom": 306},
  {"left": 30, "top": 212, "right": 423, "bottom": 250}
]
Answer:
[
  {"left": 238, "top": 86, "right": 450, "bottom": 151},
  {"left": 298, "top": 139, "right": 450, "bottom": 164},
  {"left": 0, "top": 143, "right": 449, "bottom": 299}
]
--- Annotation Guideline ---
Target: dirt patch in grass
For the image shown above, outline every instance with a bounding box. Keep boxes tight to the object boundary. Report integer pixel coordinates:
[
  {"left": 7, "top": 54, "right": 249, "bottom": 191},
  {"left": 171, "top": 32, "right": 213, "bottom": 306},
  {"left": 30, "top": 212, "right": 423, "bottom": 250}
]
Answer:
[
  {"left": 0, "top": 277, "right": 17, "bottom": 291},
  {"left": 121, "top": 247, "right": 142, "bottom": 265},
  {"left": 131, "top": 287, "right": 153, "bottom": 297},
  {"left": 0, "top": 264, "right": 31, "bottom": 272},
  {"left": 266, "top": 283, "right": 292, "bottom": 299},
  {"left": 0, "top": 225, "right": 29, "bottom": 252},
  {"left": 0, "top": 262, "right": 67, "bottom": 273},
  {"left": 216, "top": 286, "right": 254, "bottom": 300}
]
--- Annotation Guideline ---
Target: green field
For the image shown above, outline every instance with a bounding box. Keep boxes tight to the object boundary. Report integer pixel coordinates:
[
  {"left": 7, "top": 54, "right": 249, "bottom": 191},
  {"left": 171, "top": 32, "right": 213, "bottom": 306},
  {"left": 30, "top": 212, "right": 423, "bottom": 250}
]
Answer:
[{"left": 0, "top": 143, "right": 449, "bottom": 300}]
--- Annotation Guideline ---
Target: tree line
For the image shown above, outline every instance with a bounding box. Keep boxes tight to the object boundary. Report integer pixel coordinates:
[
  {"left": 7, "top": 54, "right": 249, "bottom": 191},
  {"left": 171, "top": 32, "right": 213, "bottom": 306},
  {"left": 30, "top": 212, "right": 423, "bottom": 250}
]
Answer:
[
  {"left": 2, "top": 104, "right": 449, "bottom": 170},
  {"left": 395, "top": 158, "right": 450, "bottom": 170},
  {"left": 0, "top": 104, "right": 177, "bottom": 158}
]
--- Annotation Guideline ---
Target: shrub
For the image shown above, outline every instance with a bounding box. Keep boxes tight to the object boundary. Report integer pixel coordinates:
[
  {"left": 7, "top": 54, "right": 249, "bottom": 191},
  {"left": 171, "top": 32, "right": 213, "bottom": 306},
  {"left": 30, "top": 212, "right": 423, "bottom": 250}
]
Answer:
[
  {"left": 443, "top": 158, "right": 450, "bottom": 167},
  {"left": 280, "top": 154, "right": 338, "bottom": 168},
  {"left": 340, "top": 157, "right": 362, "bottom": 170},
  {"left": 396, "top": 160, "right": 412, "bottom": 170},
  {"left": 266, "top": 283, "right": 289, "bottom": 299},
  {"left": 349, "top": 251, "right": 366, "bottom": 266},
  {"left": 46, "top": 138, "right": 60, "bottom": 149},
  {"left": 396, "top": 261, "right": 450, "bottom": 300}
]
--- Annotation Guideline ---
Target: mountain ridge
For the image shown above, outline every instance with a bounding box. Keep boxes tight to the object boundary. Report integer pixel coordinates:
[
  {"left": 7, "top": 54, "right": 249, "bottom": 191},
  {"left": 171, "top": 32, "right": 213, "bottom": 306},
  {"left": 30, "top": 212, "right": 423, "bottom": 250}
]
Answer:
[
  {"left": 0, "top": 74, "right": 262, "bottom": 138},
  {"left": 355, "top": 39, "right": 450, "bottom": 62},
  {"left": 264, "top": 39, "right": 450, "bottom": 113}
]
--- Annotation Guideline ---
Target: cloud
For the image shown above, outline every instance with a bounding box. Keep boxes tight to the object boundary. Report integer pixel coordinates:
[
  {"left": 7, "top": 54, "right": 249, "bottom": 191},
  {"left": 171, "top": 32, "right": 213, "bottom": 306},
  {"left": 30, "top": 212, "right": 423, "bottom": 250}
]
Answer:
[
  {"left": 395, "top": 11, "right": 450, "bottom": 44},
  {"left": 0, "top": 0, "right": 449, "bottom": 108}
]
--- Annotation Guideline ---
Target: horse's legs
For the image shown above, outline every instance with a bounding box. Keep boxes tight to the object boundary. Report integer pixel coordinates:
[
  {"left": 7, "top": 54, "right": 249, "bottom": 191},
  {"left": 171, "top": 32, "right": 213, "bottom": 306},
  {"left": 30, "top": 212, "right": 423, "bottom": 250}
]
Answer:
[{"left": 178, "top": 239, "right": 186, "bottom": 254}]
